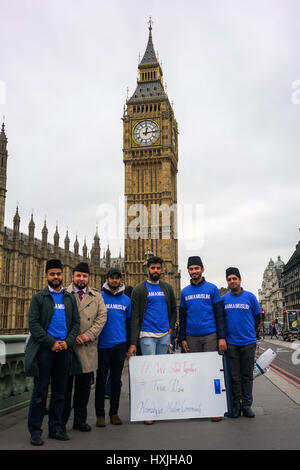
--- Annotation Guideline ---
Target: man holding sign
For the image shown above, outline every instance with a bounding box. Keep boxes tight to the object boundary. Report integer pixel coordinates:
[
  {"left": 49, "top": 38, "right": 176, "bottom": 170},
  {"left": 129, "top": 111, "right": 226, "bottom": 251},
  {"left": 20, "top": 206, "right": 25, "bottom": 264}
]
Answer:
[
  {"left": 179, "top": 256, "right": 227, "bottom": 422},
  {"left": 127, "top": 256, "right": 177, "bottom": 424},
  {"left": 179, "top": 256, "right": 227, "bottom": 355}
]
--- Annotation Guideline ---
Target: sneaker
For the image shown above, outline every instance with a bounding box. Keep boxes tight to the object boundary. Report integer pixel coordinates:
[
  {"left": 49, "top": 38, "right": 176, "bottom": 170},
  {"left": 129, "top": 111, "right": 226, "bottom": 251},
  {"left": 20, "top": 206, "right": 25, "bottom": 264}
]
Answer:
[
  {"left": 48, "top": 430, "right": 70, "bottom": 440},
  {"left": 96, "top": 416, "right": 106, "bottom": 427},
  {"left": 73, "top": 422, "right": 92, "bottom": 432},
  {"left": 30, "top": 434, "right": 44, "bottom": 446},
  {"left": 242, "top": 407, "right": 255, "bottom": 418},
  {"left": 110, "top": 414, "right": 122, "bottom": 425}
]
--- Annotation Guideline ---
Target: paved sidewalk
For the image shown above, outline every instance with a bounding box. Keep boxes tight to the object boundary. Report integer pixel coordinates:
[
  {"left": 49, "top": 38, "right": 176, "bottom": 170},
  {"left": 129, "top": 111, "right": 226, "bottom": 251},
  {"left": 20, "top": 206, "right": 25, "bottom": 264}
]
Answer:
[{"left": 0, "top": 362, "right": 299, "bottom": 451}]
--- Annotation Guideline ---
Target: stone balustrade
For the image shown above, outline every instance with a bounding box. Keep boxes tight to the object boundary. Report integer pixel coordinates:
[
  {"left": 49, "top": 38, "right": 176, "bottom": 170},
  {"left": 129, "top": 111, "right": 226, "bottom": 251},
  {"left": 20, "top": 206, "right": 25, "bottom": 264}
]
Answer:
[{"left": 0, "top": 335, "right": 33, "bottom": 416}]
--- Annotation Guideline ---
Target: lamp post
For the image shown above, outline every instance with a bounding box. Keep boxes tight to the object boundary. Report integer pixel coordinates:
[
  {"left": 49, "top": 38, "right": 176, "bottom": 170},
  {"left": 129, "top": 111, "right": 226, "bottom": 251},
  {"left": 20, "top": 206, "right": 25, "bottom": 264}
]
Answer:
[{"left": 143, "top": 250, "right": 153, "bottom": 276}]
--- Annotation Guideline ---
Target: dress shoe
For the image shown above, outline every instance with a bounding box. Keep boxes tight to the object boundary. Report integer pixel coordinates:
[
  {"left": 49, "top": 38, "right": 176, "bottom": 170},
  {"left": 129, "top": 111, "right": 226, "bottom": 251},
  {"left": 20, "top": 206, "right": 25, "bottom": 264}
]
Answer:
[
  {"left": 242, "top": 406, "right": 255, "bottom": 418},
  {"left": 143, "top": 420, "right": 154, "bottom": 425},
  {"left": 110, "top": 414, "right": 122, "bottom": 425},
  {"left": 30, "top": 434, "right": 44, "bottom": 446},
  {"left": 48, "top": 430, "right": 70, "bottom": 440},
  {"left": 233, "top": 404, "right": 242, "bottom": 418},
  {"left": 211, "top": 416, "right": 223, "bottom": 422},
  {"left": 96, "top": 416, "right": 106, "bottom": 427},
  {"left": 73, "top": 423, "right": 92, "bottom": 432}
]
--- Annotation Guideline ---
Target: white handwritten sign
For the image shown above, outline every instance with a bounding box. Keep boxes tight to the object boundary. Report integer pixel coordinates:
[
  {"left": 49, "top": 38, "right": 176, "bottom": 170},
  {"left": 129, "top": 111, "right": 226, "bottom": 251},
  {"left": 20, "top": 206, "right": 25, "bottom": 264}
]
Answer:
[{"left": 129, "top": 352, "right": 228, "bottom": 421}]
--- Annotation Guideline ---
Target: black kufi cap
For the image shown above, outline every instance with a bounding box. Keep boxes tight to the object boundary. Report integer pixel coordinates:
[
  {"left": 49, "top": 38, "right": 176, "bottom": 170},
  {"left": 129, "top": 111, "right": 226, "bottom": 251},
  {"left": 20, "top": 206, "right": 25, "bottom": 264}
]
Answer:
[
  {"left": 226, "top": 267, "right": 241, "bottom": 279},
  {"left": 187, "top": 256, "right": 203, "bottom": 268},
  {"left": 46, "top": 259, "right": 62, "bottom": 273},
  {"left": 73, "top": 262, "right": 90, "bottom": 274}
]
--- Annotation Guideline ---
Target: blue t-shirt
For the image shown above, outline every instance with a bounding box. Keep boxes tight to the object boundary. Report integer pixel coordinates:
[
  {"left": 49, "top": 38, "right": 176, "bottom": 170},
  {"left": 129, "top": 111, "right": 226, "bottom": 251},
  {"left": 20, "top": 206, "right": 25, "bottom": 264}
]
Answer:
[
  {"left": 47, "top": 290, "right": 67, "bottom": 341},
  {"left": 180, "top": 280, "right": 221, "bottom": 336},
  {"left": 141, "top": 281, "right": 169, "bottom": 333},
  {"left": 222, "top": 290, "right": 261, "bottom": 345},
  {"left": 98, "top": 291, "right": 131, "bottom": 349}
]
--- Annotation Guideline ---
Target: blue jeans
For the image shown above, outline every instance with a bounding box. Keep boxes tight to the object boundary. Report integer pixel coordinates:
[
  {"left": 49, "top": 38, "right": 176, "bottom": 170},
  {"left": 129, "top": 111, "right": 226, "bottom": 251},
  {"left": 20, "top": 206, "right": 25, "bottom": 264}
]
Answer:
[{"left": 140, "top": 334, "right": 170, "bottom": 355}]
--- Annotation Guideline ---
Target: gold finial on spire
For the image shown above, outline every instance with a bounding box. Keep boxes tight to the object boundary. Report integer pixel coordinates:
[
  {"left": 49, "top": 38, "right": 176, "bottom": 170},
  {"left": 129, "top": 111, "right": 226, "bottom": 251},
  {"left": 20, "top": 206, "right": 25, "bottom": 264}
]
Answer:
[
  {"left": 1, "top": 116, "right": 6, "bottom": 133},
  {"left": 148, "top": 16, "right": 153, "bottom": 31}
]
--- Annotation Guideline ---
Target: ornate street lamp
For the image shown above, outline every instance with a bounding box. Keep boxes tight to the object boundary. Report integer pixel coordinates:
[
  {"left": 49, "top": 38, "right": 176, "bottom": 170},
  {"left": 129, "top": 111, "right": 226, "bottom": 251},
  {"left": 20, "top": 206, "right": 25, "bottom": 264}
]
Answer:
[{"left": 143, "top": 250, "right": 153, "bottom": 275}]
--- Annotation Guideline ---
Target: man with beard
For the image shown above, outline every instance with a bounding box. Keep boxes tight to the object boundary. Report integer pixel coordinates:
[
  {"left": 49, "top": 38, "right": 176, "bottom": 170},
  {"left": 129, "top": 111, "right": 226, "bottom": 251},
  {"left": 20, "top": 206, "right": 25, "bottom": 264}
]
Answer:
[
  {"left": 222, "top": 267, "right": 261, "bottom": 418},
  {"left": 95, "top": 268, "right": 131, "bottom": 427},
  {"left": 179, "top": 256, "right": 226, "bottom": 355},
  {"left": 179, "top": 256, "right": 226, "bottom": 422},
  {"left": 25, "top": 259, "right": 81, "bottom": 446},
  {"left": 62, "top": 262, "right": 107, "bottom": 432},
  {"left": 127, "top": 256, "right": 177, "bottom": 424}
]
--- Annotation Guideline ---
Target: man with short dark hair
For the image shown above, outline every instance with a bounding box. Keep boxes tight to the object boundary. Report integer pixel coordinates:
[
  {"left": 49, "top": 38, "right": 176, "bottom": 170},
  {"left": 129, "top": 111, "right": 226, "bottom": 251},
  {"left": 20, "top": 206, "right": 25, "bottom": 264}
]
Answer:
[
  {"left": 62, "top": 262, "right": 107, "bottom": 432},
  {"left": 222, "top": 267, "right": 261, "bottom": 418},
  {"left": 179, "top": 256, "right": 226, "bottom": 422},
  {"left": 128, "top": 256, "right": 177, "bottom": 358},
  {"left": 127, "top": 256, "right": 177, "bottom": 424},
  {"left": 95, "top": 268, "right": 131, "bottom": 427},
  {"left": 179, "top": 256, "right": 226, "bottom": 355},
  {"left": 25, "top": 259, "right": 81, "bottom": 446}
]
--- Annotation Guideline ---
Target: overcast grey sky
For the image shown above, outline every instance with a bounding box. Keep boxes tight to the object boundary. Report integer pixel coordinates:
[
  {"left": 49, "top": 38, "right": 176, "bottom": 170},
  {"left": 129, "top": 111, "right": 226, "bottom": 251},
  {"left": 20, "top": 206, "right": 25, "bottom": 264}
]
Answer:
[{"left": 1, "top": 0, "right": 300, "bottom": 295}]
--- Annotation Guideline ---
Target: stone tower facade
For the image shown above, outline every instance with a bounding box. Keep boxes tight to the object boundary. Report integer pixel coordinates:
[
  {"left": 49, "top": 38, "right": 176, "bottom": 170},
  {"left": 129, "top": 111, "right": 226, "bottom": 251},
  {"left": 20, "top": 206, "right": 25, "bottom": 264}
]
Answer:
[
  {"left": 0, "top": 123, "right": 8, "bottom": 284},
  {"left": 258, "top": 256, "right": 285, "bottom": 321},
  {"left": 123, "top": 21, "right": 180, "bottom": 300}
]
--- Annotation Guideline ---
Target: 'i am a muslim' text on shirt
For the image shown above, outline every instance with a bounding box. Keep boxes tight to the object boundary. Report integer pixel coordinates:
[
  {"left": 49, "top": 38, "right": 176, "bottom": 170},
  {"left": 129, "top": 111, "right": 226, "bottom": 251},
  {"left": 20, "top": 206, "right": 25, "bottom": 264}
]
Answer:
[
  {"left": 47, "top": 287, "right": 67, "bottom": 340},
  {"left": 180, "top": 280, "right": 221, "bottom": 337},
  {"left": 222, "top": 290, "right": 261, "bottom": 345},
  {"left": 141, "top": 281, "right": 170, "bottom": 334},
  {"left": 98, "top": 291, "right": 131, "bottom": 349}
]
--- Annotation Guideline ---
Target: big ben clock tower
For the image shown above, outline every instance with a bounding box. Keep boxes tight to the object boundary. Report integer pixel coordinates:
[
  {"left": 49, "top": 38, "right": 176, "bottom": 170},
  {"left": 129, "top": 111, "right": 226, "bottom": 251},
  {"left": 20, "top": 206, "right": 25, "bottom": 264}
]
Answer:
[{"left": 123, "top": 20, "right": 180, "bottom": 301}]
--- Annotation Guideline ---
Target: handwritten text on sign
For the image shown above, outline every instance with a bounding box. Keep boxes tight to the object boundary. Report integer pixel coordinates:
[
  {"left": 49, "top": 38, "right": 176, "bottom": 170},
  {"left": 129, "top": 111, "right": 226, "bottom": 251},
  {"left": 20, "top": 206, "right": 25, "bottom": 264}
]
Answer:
[{"left": 129, "top": 351, "right": 228, "bottom": 421}]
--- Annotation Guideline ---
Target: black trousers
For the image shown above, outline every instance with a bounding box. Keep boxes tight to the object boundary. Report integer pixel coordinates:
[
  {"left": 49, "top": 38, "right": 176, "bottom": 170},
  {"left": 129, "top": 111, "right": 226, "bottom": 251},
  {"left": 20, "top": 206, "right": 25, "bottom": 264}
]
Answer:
[
  {"left": 227, "top": 343, "right": 256, "bottom": 408},
  {"left": 28, "top": 346, "right": 71, "bottom": 436},
  {"left": 62, "top": 372, "right": 94, "bottom": 426},
  {"left": 95, "top": 344, "right": 126, "bottom": 417}
]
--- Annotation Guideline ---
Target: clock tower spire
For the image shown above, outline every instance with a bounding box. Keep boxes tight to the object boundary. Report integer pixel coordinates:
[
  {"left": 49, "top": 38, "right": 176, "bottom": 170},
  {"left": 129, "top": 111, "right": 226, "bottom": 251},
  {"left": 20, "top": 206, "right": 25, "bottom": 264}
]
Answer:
[{"left": 123, "top": 20, "right": 180, "bottom": 301}]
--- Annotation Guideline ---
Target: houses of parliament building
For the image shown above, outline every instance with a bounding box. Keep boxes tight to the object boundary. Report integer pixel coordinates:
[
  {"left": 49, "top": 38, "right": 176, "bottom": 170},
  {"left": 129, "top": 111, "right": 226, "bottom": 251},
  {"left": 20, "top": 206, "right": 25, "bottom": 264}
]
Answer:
[
  {"left": 0, "top": 120, "right": 124, "bottom": 334},
  {"left": 0, "top": 21, "right": 180, "bottom": 334}
]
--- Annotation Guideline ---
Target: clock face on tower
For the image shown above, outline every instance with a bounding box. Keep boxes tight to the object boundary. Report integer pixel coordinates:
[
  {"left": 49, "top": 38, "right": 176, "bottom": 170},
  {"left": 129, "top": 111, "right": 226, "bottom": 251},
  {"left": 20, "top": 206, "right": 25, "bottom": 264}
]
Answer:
[{"left": 133, "top": 120, "right": 159, "bottom": 146}]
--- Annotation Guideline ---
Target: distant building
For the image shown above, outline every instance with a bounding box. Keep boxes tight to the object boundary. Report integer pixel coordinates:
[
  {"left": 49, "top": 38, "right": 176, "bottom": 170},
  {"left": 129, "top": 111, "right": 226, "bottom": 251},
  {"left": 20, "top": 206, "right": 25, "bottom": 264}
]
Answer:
[
  {"left": 282, "top": 237, "right": 300, "bottom": 310},
  {"left": 0, "top": 123, "right": 124, "bottom": 334},
  {"left": 258, "top": 256, "right": 285, "bottom": 321},
  {"left": 219, "top": 287, "right": 229, "bottom": 297}
]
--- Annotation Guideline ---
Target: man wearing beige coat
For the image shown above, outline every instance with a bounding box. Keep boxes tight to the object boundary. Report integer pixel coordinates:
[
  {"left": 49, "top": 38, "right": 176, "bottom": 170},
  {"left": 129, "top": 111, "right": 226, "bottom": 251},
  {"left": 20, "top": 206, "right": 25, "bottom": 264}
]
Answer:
[{"left": 62, "top": 262, "right": 107, "bottom": 432}]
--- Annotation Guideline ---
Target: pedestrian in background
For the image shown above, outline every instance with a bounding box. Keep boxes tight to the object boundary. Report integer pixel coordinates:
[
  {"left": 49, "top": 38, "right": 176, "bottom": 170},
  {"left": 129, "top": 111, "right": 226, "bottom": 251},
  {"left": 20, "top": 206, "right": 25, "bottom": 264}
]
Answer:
[{"left": 270, "top": 324, "right": 278, "bottom": 340}]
